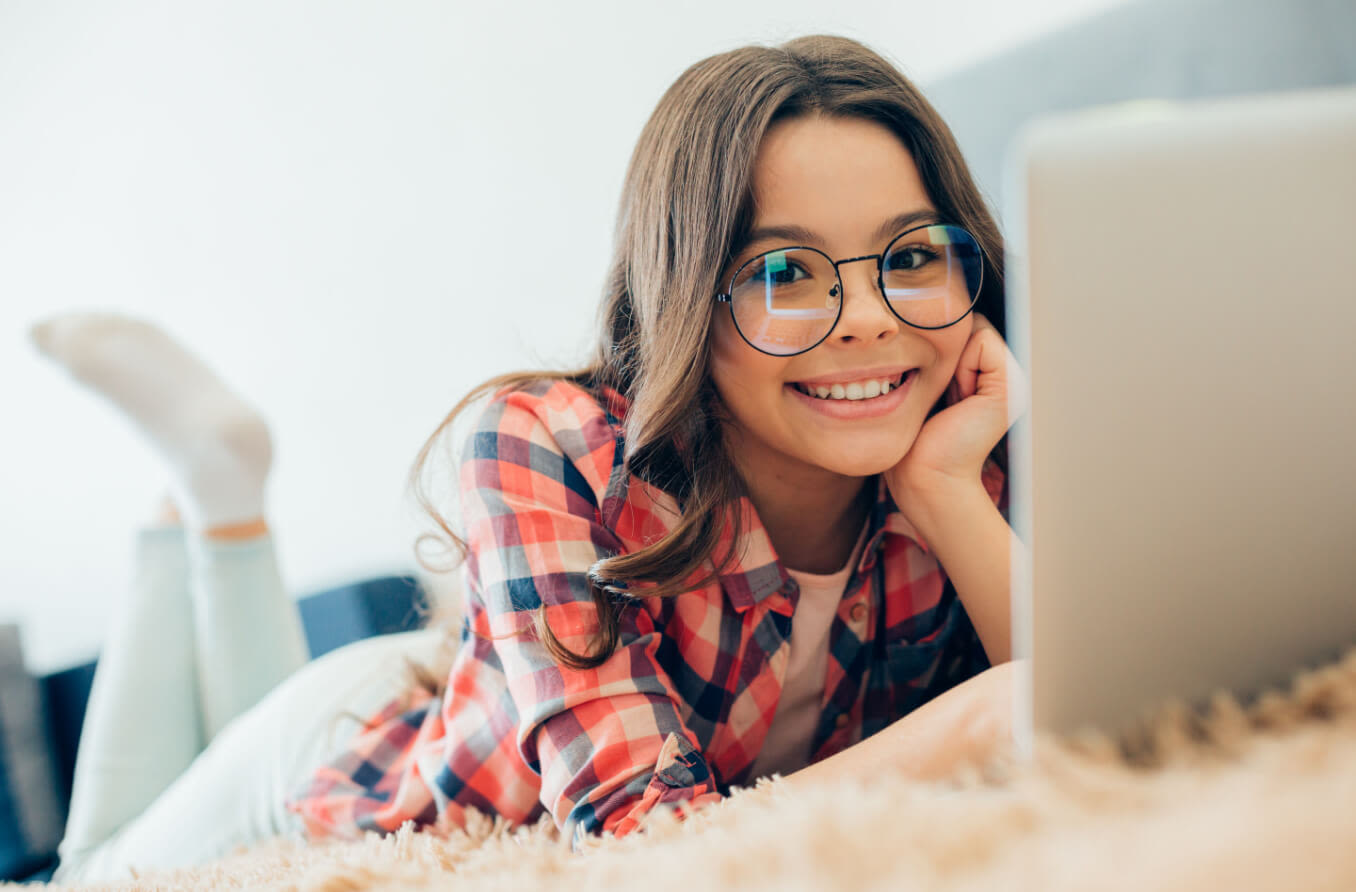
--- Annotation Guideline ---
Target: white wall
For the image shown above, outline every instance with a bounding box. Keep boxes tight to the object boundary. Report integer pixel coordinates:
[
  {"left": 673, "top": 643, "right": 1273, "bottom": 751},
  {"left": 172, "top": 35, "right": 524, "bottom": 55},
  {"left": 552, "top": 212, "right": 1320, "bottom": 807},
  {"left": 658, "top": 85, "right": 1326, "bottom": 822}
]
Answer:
[{"left": 0, "top": 0, "right": 1126, "bottom": 672}]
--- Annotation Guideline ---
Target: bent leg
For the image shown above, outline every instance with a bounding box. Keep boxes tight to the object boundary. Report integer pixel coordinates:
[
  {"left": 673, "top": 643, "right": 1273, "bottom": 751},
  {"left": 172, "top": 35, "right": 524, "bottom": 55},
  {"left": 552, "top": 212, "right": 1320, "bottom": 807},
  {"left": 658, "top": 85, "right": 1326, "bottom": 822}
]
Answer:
[
  {"left": 59, "top": 523, "right": 309, "bottom": 866},
  {"left": 59, "top": 527, "right": 202, "bottom": 859},
  {"left": 188, "top": 531, "right": 310, "bottom": 740},
  {"left": 52, "top": 628, "right": 448, "bottom": 884}
]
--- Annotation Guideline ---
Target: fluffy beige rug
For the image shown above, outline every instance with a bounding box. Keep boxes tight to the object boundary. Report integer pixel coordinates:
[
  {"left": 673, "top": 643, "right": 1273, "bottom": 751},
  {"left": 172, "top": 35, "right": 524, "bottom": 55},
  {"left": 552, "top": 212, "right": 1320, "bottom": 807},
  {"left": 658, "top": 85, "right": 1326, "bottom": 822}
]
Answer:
[{"left": 25, "top": 648, "right": 1356, "bottom": 891}]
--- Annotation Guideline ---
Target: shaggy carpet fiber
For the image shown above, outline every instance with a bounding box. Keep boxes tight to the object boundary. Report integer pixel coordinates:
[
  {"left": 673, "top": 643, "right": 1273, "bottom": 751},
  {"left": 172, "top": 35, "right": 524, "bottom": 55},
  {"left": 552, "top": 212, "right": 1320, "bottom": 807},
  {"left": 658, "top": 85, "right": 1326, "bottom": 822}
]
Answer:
[{"left": 23, "top": 648, "right": 1356, "bottom": 891}]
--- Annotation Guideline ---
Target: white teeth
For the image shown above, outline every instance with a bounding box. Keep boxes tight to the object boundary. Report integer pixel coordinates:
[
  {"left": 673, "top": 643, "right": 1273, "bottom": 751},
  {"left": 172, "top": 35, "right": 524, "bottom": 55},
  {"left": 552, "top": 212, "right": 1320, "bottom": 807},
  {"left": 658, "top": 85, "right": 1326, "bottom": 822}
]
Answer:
[{"left": 798, "top": 376, "right": 903, "bottom": 401}]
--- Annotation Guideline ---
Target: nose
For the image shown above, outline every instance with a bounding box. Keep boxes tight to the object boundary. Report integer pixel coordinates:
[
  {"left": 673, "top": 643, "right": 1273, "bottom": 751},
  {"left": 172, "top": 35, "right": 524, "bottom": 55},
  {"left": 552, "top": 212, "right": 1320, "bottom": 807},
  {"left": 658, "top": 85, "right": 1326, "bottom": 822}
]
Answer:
[{"left": 830, "top": 259, "right": 900, "bottom": 345}]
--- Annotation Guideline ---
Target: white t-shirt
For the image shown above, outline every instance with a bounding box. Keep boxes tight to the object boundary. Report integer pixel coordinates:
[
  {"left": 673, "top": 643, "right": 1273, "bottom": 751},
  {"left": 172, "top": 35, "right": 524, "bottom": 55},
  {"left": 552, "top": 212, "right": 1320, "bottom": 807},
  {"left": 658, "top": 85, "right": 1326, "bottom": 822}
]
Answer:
[{"left": 747, "top": 522, "right": 870, "bottom": 781}]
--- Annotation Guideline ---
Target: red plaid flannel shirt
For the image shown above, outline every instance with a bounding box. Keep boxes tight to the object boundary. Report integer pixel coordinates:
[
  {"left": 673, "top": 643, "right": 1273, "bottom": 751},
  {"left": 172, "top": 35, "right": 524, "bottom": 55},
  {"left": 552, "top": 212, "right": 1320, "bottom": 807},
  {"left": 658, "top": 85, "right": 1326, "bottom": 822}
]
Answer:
[{"left": 287, "top": 378, "right": 1005, "bottom": 846}]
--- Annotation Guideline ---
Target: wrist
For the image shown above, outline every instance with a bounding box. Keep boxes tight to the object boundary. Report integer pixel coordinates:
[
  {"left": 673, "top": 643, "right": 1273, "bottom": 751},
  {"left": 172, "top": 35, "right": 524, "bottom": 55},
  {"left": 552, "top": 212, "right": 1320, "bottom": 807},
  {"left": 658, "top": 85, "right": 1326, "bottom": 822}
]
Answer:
[{"left": 893, "top": 474, "right": 992, "bottom": 539}]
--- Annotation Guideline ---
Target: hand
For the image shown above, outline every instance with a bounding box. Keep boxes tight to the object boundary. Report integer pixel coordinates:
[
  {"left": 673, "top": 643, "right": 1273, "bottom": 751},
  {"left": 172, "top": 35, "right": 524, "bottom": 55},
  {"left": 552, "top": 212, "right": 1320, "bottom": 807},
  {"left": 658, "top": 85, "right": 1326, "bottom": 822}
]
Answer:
[
  {"left": 885, "top": 659, "right": 1024, "bottom": 780},
  {"left": 887, "top": 312, "right": 1028, "bottom": 503},
  {"left": 779, "top": 660, "right": 1025, "bottom": 792}
]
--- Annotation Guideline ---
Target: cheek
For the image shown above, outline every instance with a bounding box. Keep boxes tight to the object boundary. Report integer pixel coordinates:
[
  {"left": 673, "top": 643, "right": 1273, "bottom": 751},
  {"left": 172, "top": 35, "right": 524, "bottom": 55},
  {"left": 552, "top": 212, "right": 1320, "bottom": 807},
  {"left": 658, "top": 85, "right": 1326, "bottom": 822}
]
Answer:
[
  {"left": 708, "top": 314, "right": 745, "bottom": 401},
  {"left": 909, "top": 322, "right": 973, "bottom": 410},
  {"left": 929, "top": 321, "right": 974, "bottom": 377},
  {"left": 709, "top": 314, "right": 789, "bottom": 422},
  {"left": 709, "top": 310, "right": 743, "bottom": 372}
]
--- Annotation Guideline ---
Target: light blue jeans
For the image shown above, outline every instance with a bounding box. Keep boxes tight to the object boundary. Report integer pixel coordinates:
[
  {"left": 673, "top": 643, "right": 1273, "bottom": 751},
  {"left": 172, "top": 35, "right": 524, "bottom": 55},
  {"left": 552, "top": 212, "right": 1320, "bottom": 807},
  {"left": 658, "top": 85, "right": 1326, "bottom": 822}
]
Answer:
[{"left": 52, "top": 527, "right": 444, "bottom": 884}]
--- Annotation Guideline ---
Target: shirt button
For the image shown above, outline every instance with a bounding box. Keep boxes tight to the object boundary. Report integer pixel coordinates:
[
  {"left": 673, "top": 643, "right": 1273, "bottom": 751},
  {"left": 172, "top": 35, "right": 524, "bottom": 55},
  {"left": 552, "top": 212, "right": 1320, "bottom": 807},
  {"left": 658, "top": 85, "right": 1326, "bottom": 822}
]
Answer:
[
  {"left": 835, "top": 713, "right": 850, "bottom": 729},
  {"left": 849, "top": 603, "right": 867, "bottom": 623}
]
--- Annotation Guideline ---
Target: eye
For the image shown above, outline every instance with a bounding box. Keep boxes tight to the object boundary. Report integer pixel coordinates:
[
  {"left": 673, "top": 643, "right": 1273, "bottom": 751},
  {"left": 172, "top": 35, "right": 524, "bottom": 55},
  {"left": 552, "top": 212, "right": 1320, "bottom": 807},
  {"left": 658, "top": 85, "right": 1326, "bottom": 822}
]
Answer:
[
  {"left": 746, "top": 253, "right": 810, "bottom": 286},
  {"left": 885, "top": 244, "right": 940, "bottom": 271}
]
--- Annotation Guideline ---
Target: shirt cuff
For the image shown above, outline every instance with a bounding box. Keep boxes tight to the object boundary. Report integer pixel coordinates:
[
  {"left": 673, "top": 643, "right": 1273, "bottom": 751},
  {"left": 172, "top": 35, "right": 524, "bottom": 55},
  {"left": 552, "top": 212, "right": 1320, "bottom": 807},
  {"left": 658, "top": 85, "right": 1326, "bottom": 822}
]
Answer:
[{"left": 602, "top": 732, "right": 724, "bottom": 840}]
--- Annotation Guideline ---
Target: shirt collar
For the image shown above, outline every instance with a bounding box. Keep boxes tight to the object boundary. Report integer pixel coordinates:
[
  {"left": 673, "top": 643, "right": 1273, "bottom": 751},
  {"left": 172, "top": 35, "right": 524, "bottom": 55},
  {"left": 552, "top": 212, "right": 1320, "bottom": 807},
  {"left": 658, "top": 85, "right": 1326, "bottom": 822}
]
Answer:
[{"left": 714, "top": 475, "right": 929, "bottom": 612}]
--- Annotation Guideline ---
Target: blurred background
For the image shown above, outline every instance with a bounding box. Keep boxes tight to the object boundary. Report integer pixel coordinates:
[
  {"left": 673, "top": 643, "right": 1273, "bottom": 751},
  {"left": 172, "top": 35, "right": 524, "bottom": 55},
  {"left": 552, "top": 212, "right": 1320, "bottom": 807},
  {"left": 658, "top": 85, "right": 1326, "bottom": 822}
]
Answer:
[{"left": 3, "top": 0, "right": 1352, "bottom": 674}]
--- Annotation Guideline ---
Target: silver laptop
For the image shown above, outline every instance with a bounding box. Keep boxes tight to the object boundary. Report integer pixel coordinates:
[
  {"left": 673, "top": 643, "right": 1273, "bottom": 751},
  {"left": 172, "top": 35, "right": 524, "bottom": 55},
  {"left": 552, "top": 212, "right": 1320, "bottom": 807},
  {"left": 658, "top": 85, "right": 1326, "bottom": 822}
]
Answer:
[{"left": 1003, "top": 86, "right": 1356, "bottom": 750}]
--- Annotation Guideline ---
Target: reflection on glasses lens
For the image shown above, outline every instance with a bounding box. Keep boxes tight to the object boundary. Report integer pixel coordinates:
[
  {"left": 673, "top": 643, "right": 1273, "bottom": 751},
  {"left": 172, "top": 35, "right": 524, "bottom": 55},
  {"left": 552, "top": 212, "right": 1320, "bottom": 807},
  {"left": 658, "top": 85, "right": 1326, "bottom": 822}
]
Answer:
[
  {"left": 729, "top": 248, "right": 840, "bottom": 355},
  {"left": 881, "top": 224, "right": 982, "bottom": 329},
  {"left": 726, "top": 224, "right": 983, "bottom": 356}
]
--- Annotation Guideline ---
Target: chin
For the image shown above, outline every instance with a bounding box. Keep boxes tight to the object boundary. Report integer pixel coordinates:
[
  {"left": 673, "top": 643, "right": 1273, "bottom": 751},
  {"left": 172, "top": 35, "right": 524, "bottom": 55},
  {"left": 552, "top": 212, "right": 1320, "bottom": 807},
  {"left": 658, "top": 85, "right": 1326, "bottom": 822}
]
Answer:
[{"left": 811, "top": 442, "right": 913, "bottom": 478}]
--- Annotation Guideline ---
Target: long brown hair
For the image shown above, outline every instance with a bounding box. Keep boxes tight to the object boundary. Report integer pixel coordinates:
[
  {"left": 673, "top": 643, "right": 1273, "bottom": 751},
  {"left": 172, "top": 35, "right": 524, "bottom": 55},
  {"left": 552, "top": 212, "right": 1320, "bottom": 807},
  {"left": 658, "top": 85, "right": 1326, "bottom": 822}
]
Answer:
[{"left": 409, "top": 34, "right": 1007, "bottom": 673}]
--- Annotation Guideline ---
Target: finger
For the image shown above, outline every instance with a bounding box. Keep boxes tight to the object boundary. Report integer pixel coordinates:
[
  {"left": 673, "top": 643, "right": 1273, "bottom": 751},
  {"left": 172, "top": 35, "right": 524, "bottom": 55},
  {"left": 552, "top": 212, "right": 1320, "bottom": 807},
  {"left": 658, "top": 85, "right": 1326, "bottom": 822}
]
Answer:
[
  {"left": 953, "top": 341, "right": 980, "bottom": 401},
  {"left": 975, "top": 329, "right": 1027, "bottom": 429},
  {"left": 1004, "top": 344, "right": 1030, "bottom": 429},
  {"left": 948, "top": 313, "right": 991, "bottom": 402},
  {"left": 955, "top": 318, "right": 1029, "bottom": 431},
  {"left": 955, "top": 326, "right": 1001, "bottom": 401}
]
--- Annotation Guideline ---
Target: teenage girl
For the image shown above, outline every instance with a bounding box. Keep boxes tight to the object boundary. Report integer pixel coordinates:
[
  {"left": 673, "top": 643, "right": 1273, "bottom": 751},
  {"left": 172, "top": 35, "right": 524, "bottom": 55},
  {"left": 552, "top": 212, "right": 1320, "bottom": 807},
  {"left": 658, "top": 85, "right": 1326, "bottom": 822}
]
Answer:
[{"left": 37, "top": 33, "right": 1027, "bottom": 883}]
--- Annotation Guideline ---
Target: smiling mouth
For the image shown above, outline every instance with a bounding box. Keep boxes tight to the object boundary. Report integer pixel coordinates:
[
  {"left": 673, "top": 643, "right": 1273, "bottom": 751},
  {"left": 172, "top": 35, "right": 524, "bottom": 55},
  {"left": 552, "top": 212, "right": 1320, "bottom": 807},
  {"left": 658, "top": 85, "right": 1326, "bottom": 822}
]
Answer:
[{"left": 790, "top": 370, "right": 914, "bottom": 401}]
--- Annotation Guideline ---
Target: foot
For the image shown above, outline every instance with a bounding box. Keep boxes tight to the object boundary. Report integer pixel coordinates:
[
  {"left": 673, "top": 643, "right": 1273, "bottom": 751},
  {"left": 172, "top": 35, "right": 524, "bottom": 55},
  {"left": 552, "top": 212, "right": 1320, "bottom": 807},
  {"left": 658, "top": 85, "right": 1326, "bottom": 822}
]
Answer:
[
  {"left": 31, "top": 313, "right": 273, "bottom": 530},
  {"left": 149, "top": 493, "right": 183, "bottom": 528}
]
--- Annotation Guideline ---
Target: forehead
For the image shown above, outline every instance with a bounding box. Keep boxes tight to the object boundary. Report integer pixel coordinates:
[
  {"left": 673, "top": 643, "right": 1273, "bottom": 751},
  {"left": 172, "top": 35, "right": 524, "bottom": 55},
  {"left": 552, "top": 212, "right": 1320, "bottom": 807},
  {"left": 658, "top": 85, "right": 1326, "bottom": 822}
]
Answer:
[{"left": 747, "top": 114, "right": 933, "bottom": 248}]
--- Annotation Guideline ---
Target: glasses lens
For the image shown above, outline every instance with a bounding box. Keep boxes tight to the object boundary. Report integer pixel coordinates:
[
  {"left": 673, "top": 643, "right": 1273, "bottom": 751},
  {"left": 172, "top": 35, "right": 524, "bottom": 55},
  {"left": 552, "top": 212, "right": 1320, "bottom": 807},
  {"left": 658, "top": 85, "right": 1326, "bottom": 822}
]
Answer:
[
  {"left": 880, "top": 225, "right": 983, "bottom": 328},
  {"left": 729, "top": 248, "right": 839, "bottom": 355}
]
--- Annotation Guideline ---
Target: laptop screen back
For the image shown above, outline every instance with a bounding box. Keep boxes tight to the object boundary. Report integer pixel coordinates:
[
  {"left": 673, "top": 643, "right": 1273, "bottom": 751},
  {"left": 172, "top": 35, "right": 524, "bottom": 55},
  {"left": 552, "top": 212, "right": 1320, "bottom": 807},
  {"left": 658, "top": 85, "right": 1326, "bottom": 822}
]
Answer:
[{"left": 1004, "top": 87, "right": 1356, "bottom": 745}]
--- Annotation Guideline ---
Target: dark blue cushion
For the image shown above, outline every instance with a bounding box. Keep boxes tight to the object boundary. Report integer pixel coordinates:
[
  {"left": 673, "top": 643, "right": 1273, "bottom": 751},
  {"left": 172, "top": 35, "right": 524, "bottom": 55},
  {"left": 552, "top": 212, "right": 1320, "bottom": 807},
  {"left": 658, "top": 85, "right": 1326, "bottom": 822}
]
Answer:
[
  {"left": 297, "top": 575, "right": 428, "bottom": 658},
  {"left": 1, "top": 625, "right": 63, "bottom": 882}
]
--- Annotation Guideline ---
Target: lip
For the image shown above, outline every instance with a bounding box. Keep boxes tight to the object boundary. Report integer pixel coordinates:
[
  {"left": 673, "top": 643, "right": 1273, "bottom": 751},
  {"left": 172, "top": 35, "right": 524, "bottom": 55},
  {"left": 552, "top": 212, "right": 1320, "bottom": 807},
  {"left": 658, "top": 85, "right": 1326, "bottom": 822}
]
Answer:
[
  {"left": 785, "top": 369, "right": 915, "bottom": 419},
  {"left": 789, "top": 365, "right": 915, "bottom": 388}
]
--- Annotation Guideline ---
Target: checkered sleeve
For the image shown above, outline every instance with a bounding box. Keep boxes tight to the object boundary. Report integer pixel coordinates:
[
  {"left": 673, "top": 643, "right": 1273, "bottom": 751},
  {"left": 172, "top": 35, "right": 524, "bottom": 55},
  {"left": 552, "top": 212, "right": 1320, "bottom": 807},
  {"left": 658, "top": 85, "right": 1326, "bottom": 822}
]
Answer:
[
  {"left": 284, "top": 687, "right": 443, "bottom": 838},
  {"left": 460, "top": 383, "right": 724, "bottom": 843}
]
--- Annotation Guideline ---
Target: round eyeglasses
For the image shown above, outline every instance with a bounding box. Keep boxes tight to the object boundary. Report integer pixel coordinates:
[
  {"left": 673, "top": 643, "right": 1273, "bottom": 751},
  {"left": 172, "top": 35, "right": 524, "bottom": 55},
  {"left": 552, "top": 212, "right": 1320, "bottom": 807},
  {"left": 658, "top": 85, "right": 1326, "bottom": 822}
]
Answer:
[{"left": 714, "top": 223, "right": 984, "bottom": 357}]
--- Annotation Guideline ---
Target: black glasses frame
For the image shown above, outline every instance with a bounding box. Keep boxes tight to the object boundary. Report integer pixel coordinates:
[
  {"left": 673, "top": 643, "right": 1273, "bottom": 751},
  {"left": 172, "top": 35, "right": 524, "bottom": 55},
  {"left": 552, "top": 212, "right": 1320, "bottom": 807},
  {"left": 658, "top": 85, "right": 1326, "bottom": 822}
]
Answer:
[{"left": 713, "top": 222, "right": 984, "bottom": 357}]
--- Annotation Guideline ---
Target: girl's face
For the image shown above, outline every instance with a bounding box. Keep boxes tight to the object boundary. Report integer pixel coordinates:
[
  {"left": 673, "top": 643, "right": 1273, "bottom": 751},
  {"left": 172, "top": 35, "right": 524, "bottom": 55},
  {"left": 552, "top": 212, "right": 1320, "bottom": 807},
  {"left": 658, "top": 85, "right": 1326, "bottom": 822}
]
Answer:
[{"left": 710, "top": 114, "right": 974, "bottom": 483}]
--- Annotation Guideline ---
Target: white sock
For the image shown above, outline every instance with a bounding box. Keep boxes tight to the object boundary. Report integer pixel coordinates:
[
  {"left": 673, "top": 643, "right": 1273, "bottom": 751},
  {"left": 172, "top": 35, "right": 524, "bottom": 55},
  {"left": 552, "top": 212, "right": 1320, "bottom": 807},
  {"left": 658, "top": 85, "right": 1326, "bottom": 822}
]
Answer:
[{"left": 31, "top": 313, "right": 272, "bottom": 530}]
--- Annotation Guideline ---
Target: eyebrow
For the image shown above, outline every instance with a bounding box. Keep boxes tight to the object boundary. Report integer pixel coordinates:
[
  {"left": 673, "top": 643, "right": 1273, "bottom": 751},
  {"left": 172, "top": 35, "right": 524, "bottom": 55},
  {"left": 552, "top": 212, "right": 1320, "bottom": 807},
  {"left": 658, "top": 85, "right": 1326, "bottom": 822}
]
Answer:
[{"left": 741, "top": 208, "right": 943, "bottom": 254}]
